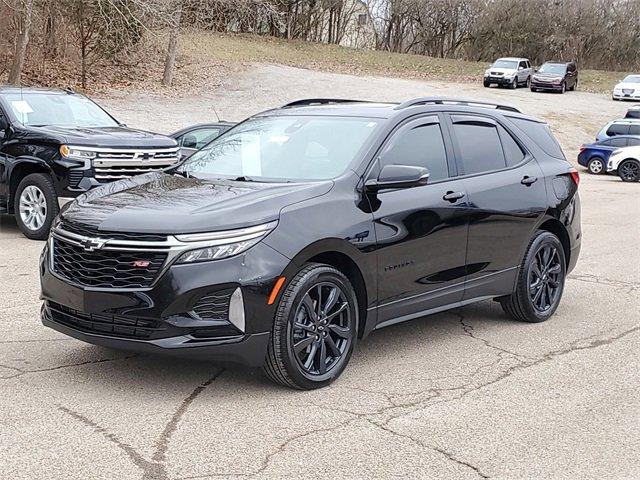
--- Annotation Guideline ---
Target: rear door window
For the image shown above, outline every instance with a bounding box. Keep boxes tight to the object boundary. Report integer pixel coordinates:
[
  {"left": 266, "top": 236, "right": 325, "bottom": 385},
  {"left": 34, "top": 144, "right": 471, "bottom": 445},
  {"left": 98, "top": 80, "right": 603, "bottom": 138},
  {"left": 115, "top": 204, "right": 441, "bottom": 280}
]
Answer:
[
  {"left": 605, "top": 137, "right": 628, "bottom": 147},
  {"left": 450, "top": 116, "right": 506, "bottom": 174},
  {"left": 626, "top": 138, "right": 640, "bottom": 146},
  {"left": 607, "top": 123, "right": 630, "bottom": 136},
  {"left": 628, "top": 124, "right": 640, "bottom": 136}
]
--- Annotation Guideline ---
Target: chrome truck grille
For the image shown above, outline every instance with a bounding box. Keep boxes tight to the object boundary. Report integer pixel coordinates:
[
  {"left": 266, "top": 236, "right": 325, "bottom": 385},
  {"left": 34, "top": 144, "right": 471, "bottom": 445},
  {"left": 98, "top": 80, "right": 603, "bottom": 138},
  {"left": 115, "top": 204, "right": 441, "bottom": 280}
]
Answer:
[{"left": 92, "top": 147, "right": 179, "bottom": 182}]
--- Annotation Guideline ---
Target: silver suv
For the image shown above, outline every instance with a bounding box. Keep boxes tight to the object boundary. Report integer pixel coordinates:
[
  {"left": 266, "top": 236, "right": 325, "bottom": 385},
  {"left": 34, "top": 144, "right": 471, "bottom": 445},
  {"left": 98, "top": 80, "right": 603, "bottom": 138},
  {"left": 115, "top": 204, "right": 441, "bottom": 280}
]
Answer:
[{"left": 484, "top": 58, "right": 533, "bottom": 89}]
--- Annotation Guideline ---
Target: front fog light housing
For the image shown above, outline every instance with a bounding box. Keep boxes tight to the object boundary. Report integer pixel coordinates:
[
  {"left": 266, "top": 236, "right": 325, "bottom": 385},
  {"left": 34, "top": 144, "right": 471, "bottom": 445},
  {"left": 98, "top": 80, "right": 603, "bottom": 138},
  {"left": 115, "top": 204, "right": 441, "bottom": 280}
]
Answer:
[
  {"left": 60, "top": 145, "right": 97, "bottom": 160},
  {"left": 174, "top": 221, "right": 277, "bottom": 264}
]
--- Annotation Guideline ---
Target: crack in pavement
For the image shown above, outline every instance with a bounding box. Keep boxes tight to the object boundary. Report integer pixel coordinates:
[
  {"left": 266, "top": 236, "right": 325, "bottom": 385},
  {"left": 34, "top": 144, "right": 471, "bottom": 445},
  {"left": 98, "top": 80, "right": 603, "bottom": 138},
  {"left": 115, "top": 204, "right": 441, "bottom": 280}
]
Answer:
[
  {"left": 58, "top": 368, "right": 225, "bottom": 480},
  {"left": 0, "top": 354, "right": 140, "bottom": 379},
  {"left": 454, "top": 310, "right": 534, "bottom": 361},
  {"left": 568, "top": 273, "right": 639, "bottom": 293},
  {"left": 369, "top": 420, "right": 491, "bottom": 479}
]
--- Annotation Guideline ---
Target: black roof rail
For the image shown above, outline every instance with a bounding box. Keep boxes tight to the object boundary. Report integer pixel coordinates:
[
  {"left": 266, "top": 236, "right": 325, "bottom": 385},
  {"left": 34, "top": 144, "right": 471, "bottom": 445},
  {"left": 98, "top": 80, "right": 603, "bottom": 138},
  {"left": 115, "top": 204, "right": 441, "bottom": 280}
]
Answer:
[
  {"left": 281, "top": 98, "right": 368, "bottom": 108},
  {"left": 394, "top": 97, "right": 521, "bottom": 113}
]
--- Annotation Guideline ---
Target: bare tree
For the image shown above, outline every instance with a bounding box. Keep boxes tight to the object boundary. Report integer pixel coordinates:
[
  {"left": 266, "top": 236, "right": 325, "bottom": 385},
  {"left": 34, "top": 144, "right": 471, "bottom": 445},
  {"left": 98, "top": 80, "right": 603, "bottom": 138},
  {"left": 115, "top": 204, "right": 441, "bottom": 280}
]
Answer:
[
  {"left": 162, "top": 0, "right": 182, "bottom": 86},
  {"left": 7, "top": 0, "right": 34, "bottom": 84}
]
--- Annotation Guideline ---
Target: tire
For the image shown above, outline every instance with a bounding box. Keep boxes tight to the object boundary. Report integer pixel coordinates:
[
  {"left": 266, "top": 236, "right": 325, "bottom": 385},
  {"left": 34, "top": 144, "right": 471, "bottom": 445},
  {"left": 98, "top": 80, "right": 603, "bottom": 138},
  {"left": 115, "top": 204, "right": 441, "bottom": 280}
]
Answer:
[
  {"left": 525, "top": 76, "right": 531, "bottom": 88},
  {"left": 618, "top": 159, "right": 640, "bottom": 182},
  {"left": 500, "top": 231, "right": 566, "bottom": 323},
  {"left": 510, "top": 77, "right": 518, "bottom": 89},
  {"left": 14, "top": 173, "right": 59, "bottom": 240},
  {"left": 483, "top": 80, "right": 490, "bottom": 88},
  {"left": 531, "top": 87, "right": 537, "bottom": 93},
  {"left": 263, "top": 263, "right": 358, "bottom": 390},
  {"left": 587, "top": 157, "right": 605, "bottom": 175},
  {"left": 559, "top": 82, "right": 566, "bottom": 94},
  {"left": 571, "top": 80, "right": 577, "bottom": 91}
]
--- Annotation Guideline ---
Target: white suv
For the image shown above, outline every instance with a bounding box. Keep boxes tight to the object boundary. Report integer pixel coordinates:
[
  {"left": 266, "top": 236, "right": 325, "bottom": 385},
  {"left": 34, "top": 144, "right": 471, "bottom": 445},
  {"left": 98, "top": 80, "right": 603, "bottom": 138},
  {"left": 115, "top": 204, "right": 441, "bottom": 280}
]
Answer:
[
  {"left": 483, "top": 58, "right": 532, "bottom": 89},
  {"left": 607, "top": 146, "right": 640, "bottom": 182}
]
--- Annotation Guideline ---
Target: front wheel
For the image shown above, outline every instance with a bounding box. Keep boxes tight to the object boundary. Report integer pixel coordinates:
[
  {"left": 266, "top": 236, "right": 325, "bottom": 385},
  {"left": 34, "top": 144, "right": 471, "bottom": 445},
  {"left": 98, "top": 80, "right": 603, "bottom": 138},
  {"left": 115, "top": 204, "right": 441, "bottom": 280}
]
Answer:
[
  {"left": 559, "top": 82, "right": 566, "bottom": 94},
  {"left": 587, "top": 157, "right": 605, "bottom": 175},
  {"left": 510, "top": 77, "right": 518, "bottom": 89},
  {"left": 483, "top": 80, "right": 490, "bottom": 88},
  {"left": 500, "top": 231, "right": 566, "bottom": 323},
  {"left": 264, "top": 263, "right": 358, "bottom": 389},
  {"left": 14, "top": 173, "right": 59, "bottom": 240},
  {"left": 618, "top": 160, "right": 640, "bottom": 182}
]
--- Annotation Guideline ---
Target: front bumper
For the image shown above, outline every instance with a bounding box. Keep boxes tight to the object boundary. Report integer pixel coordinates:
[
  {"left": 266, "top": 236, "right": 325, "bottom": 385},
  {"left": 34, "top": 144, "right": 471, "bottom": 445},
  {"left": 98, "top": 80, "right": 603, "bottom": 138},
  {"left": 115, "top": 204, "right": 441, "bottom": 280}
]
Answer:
[
  {"left": 484, "top": 76, "right": 515, "bottom": 85},
  {"left": 39, "top": 241, "right": 290, "bottom": 366},
  {"left": 612, "top": 91, "right": 640, "bottom": 100},
  {"left": 530, "top": 81, "right": 563, "bottom": 91}
]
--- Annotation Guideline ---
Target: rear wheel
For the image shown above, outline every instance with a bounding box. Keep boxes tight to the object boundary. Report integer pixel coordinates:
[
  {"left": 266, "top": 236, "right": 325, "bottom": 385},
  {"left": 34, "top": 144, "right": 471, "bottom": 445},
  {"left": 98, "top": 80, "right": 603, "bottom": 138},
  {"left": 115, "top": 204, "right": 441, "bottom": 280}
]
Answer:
[
  {"left": 525, "top": 76, "right": 531, "bottom": 88},
  {"left": 500, "top": 231, "right": 566, "bottom": 323},
  {"left": 14, "top": 173, "right": 59, "bottom": 240},
  {"left": 618, "top": 160, "right": 640, "bottom": 182},
  {"left": 587, "top": 157, "right": 605, "bottom": 175},
  {"left": 264, "top": 263, "right": 358, "bottom": 389}
]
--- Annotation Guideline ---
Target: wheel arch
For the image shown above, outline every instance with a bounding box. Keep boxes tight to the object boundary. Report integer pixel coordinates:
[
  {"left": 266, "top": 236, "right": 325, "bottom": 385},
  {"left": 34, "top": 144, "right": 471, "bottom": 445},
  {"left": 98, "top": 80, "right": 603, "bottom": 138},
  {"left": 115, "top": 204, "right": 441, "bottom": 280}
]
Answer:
[
  {"left": 7, "top": 158, "right": 53, "bottom": 212},
  {"left": 281, "top": 239, "right": 375, "bottom": 339},
  {"left": 537, "top": 218, "right": 571, "bottom": 268}
]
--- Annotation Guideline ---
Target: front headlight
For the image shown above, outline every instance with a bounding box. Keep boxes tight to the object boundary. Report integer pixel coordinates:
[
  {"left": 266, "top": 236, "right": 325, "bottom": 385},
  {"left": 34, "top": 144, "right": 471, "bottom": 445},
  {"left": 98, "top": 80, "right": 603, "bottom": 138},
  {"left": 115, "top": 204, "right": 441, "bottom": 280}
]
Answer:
[
  {"left": 175, "top": 221, "right": 277, "bottom": 264},
  {"left": 60, "top": 145, "right": 97, "bottom": 160}
]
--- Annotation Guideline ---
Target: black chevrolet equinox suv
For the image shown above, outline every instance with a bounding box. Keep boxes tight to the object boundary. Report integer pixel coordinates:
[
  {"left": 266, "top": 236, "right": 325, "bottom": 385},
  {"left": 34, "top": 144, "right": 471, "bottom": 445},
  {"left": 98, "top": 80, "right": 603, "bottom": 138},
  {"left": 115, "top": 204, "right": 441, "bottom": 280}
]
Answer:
[{"left": 40, "top": 98, "right": 581, "bottom": 389}]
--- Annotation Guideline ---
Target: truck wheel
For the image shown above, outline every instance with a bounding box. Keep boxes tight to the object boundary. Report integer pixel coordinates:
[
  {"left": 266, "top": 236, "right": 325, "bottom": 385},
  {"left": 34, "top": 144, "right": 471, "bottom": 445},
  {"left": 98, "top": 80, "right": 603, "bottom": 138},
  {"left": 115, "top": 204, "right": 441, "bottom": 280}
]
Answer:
[
  {"left": 14, "top": 173, "right": 59, "bottom": 240},
  {"left": 618, "top": 160, "right": 640, "bottom": 182}
]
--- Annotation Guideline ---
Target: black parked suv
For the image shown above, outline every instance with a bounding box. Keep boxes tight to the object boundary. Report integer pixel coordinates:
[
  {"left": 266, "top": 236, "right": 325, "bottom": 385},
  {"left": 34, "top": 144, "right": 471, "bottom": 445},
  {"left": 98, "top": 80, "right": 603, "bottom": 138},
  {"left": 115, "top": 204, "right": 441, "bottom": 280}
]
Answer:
[
  {"left": 530, "top": 61, "right": 578, "bottom": 93},
  {"left": 40, "top": 98, "right": 581, "bottom": 389},
  {"left": 0, "top": 86, "right": 178, "bottom": 239}
]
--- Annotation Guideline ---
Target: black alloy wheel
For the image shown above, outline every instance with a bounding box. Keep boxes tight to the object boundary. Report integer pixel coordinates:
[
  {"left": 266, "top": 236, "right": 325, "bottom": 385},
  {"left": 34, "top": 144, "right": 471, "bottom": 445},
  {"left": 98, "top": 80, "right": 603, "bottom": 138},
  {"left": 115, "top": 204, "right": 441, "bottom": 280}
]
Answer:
[
  {"left": 618, "top": 160, "right": 640, "bottom": 182},
  {"left": 290, "top": 282, "right": 351, "bottom": 376},
  {"left": 500, "top": 231, "right": 566, "bottom": 322},
  {"left": 527, "top": 244, "right": 563, "bottom": 313},
  {"left": 264, "top": 263, "right": 358, "bottom": 389}
]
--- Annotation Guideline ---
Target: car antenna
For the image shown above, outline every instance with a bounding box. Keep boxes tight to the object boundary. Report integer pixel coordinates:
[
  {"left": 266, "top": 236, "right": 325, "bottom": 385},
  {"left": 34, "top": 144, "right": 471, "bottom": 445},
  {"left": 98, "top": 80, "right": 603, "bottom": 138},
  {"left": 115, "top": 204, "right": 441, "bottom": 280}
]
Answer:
[{"left": 211, "top": 105, "right": 220, "bottom": 122}]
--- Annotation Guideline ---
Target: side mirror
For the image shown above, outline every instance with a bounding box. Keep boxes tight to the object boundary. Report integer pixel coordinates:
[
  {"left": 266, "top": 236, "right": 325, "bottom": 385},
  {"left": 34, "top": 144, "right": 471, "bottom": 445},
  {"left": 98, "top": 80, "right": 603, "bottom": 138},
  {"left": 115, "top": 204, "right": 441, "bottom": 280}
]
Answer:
[
  {"left": 518, "top": 66, "right": 524, "bottom": 70},
  {"left": 182, "top": 134, "right": 198, "bottom": 149},
  {"left": 365, "top": 165, "right": 429, "bottom": 192}
]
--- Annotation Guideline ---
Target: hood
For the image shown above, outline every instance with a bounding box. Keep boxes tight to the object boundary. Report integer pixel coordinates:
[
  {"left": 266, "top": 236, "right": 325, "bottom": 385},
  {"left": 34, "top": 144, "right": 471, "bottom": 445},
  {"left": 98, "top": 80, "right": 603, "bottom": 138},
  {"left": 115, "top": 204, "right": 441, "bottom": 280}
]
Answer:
[
  {"left": 29, "top": 125, "right": 177, "bottom": 148},
  {"left": 60, "top": 172, "right": 334, "bottom": 234},
  {"left": 487, "top": 67, "right": 516, "bottom": 74},
  {"left": 615, "top": 82, "right": 640, "bottom": 90},
  {"left": 534, "top": 72, "right": 564, "bottom": 79}
]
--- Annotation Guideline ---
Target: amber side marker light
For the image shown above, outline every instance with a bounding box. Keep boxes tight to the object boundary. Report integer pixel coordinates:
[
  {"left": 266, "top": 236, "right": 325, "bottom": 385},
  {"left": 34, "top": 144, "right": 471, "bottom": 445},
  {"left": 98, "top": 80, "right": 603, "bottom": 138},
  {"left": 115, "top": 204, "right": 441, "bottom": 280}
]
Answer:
[{"left": 267, "top": 276, "right": 286, "bottom": 305}]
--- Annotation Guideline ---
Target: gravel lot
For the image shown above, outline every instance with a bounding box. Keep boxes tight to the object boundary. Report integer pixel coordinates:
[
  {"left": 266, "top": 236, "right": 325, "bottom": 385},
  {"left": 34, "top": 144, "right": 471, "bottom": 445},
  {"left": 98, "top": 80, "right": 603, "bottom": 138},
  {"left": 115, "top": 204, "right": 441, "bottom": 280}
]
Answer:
[{"left": 1, "top": 64, "right": 639, "bottom": 480}]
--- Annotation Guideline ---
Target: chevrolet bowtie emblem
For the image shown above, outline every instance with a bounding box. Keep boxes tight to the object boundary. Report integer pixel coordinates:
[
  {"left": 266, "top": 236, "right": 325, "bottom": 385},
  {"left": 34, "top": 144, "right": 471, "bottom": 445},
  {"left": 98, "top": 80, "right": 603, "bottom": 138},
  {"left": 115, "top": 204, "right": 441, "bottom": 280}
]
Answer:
[{"left": 80, "top": 238, "right": 106, "bottom": 252}]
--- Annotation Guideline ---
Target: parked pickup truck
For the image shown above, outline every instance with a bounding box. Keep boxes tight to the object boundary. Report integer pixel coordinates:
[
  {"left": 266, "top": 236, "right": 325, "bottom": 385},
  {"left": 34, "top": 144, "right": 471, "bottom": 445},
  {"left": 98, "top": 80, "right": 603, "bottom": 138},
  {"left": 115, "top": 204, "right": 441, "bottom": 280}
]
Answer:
[{"left": 0, "top": 86, "right": 179, "bottom": 239}]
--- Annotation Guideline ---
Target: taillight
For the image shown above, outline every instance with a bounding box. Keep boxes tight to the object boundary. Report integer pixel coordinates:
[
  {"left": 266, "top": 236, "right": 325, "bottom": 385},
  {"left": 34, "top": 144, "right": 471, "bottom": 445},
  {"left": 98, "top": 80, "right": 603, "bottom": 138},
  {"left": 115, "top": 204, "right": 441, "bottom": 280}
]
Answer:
[
  {"left": 569, "top": 168, "right": 580, "bottom": 186},
  {"left": 579, "top": 145, "right": 586, "bottom": 153}
]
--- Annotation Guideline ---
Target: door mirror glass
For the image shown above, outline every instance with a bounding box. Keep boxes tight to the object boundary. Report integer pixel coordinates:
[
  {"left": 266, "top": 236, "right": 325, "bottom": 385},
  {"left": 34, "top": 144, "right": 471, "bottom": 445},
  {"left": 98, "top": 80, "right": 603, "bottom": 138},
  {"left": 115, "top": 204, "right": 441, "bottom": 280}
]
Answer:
[{"left": 365, "top": 164, "right": 429, "bottom": 192}]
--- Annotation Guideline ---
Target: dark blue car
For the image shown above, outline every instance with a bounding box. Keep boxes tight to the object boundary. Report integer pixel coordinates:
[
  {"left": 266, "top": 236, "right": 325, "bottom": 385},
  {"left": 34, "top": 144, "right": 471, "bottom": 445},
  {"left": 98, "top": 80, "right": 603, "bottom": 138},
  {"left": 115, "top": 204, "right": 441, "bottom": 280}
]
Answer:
[{"left": 578, "top": 135, "right": 640, "bottom": 174}]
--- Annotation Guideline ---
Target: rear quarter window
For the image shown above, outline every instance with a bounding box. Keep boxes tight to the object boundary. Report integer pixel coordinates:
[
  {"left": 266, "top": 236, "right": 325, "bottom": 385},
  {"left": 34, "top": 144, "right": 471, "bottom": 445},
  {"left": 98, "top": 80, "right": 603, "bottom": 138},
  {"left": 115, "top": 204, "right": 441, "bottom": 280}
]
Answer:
[
  {"left": 607, "top": 124, "right": 630, "bottom": 136},
  {"left": 508, "top": 117, "right": 565, "bottom": 159}
]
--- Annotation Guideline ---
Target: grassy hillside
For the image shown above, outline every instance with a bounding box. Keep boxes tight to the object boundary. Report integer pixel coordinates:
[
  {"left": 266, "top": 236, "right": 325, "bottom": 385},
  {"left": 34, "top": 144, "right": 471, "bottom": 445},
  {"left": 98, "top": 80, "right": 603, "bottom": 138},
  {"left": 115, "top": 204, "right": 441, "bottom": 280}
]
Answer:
[{"left": 180, "top": 32, "right": 630, "bottom": 94}]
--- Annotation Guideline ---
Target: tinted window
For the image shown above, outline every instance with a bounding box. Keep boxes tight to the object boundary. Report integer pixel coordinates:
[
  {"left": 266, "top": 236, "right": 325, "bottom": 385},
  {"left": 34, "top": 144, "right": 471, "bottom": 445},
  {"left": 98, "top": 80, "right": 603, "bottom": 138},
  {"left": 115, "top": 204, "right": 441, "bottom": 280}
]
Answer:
[
  {"left": 381, "top": 121, "right": 449, "bottom": 182},
  {"left": 607, "top": 124, "right": 630, "bottom": 136},
  {"left": 519, "top": 61, "right": 527, "bottom": 69},
  {"left": 629, "top": 124, "right": 640, "bottom": 136},
  {"left": 498, "top": 126, "right": 525, "bottom": 166},
  {"left": 604, "top": 137, "right": 628, "bottom": 147},
  {"left": 627, "top": 138, "right": 640, "bottom": 146},
  {"left": 508, "top": 117, "right": 565, "bottom": 159},
  {"left": 453, "top": 121, "right": 506, "bottom": 174},
  {"left": 179, "top": 127, "right": 221, "bottom": 149}
]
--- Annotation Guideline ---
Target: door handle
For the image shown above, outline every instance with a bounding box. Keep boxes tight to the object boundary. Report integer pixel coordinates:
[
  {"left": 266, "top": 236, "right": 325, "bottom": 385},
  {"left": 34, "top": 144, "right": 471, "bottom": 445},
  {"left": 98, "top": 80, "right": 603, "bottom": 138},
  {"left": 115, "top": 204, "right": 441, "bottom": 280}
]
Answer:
[
  {"left": 443, "top": 191, "right": 465, "bottom": 202},
  {"left": 521, "top": 176, "right": 538, "bottom": 186}
]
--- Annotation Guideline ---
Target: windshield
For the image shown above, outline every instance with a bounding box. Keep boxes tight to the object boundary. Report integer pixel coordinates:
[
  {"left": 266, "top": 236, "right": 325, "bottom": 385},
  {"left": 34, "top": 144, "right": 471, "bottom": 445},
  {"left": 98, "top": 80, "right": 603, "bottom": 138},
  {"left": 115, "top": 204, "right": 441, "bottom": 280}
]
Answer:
[
  {"left": 179, "top": 115, "right": 380, "bottom": 182},
  {"left": 538, "top": 64, "right": 566, "bottom": 75},
  {"left": 622, "top": 75, "right": 640, "bottom": 83},
  {"left": 492, "top": 60, "right": 518, "bottom": 69},
  {"left": 3, "top": 93, "right": 118, "bottom": 128}
]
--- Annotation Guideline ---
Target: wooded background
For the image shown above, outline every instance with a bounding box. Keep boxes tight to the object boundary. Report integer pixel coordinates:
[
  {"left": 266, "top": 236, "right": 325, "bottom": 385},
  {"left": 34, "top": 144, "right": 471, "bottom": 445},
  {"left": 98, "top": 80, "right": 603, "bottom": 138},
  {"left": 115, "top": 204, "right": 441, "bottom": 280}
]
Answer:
[{"left": 1, "top": 0, "right": 638, "bottom": 89}]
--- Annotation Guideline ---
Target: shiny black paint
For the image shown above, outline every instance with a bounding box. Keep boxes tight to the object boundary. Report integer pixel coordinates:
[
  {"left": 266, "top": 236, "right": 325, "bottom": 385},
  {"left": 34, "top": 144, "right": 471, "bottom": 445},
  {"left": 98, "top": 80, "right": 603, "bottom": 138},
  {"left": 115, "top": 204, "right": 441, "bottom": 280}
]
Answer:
[
  {"left": 0, "top": 87, "right": 176, "bottom": 213},
  {"left": 40, "top": 101, "right": 581, "bottom": 366}
]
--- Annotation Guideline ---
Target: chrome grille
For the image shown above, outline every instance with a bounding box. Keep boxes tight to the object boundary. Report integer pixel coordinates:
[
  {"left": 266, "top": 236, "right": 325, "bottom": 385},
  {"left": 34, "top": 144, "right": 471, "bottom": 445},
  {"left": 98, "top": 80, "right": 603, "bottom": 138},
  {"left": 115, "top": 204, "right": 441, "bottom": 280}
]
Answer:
[
  {"left": 93, "top": 148, "right": 179, "bottom": 181},
  {"left": 622, "top": 88, "right": 634, "bottom": 94}
]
